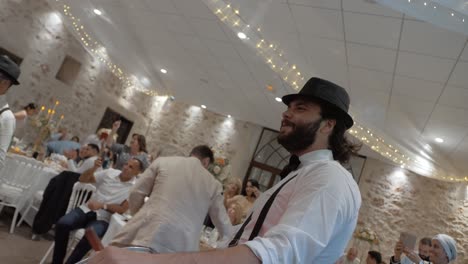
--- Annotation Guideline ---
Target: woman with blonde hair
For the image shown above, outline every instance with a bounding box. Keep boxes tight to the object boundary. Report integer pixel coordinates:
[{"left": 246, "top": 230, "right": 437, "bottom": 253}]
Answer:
[
  {"left": 223, "top": 177, "right": 242, "bottom": 207},
  {"left": 225, "top": 179, "right": 261, "bottom": 219},
  {"left": 226, "top": 202, "right": 243, "bottom": 226}
]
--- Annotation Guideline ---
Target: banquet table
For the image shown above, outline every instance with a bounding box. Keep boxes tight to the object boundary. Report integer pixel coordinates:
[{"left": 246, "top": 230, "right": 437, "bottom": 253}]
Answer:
[
  {"left": 101, "top": 213, "right": 127, "bottom": 246},
  {"left": 100, "top": 213, "right": 221, "bottom": 250},
  {"left": 0, "top": 153, "right": 60, "bottom": 226}
]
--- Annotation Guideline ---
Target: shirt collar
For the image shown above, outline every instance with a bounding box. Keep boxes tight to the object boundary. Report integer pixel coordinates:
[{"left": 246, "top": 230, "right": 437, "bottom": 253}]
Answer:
[{"left": 298, "top": 149, "right": 333, "bottom": 168}]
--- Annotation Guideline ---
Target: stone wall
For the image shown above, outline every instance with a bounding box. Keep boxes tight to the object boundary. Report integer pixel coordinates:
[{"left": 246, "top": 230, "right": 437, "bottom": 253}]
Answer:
[
  {"left": 0, "top": 0, "right": 262, "bottom": 180},
  {"left": 355, "top": 158, "right": 467, "bottom": 263}
]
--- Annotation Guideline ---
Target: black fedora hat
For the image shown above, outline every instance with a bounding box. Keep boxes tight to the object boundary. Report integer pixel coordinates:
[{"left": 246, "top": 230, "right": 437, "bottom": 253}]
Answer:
[
  {"left": 282, "top": 77, "right": 353, "bottom": 129},
  {"left": 0, "top": 55, "right": 20, "bottom": 85}
]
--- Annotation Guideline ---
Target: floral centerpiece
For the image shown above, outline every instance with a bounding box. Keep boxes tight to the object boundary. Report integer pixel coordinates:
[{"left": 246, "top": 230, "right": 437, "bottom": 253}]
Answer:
[
  {"left": 354, "top": 227, "right": 380, "bottom": 245},
  {"left": 208, "top": 157, "right": 230, "bottom": 181}
]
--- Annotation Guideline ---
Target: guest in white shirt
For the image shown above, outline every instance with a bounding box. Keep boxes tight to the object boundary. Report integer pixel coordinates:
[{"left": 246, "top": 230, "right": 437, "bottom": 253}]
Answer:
[
  {"left": 0, "top": 55, "right": 20, "bottom": 172},
  {"left": 390, "top": 237, "right": 432, "bottom": 264},
  {"left": 111, "top": 145, "right": 232, "bottom": 253},
  {"left": 51, "top": 157, "right": 146, "bottom": 264},
  {"left": 401, "top": 234, "right": 457, "bottom": 264},
  {"left": 336, "top": 247, "right": 360, "bottom": 264},
  {"left": 62, "top": 143, "right": 101, "bottom": 173},
  {"left": 90, "top": 77, "right": 362, "bottom": 264}
]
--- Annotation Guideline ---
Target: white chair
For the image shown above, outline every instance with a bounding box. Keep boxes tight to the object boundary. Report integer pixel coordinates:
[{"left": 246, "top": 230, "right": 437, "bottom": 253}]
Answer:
[
  {"left": 16, "top": 167, "right": 58, "bottom": 229},
  {"left": 0, "top": 157, "right": 42, "bottom": 233},
  {"left": 16, "top": 190, "right": 44, "bottom": 228},
  {"left": 39, "top": 182, "right": 96, "bottom": 264}
]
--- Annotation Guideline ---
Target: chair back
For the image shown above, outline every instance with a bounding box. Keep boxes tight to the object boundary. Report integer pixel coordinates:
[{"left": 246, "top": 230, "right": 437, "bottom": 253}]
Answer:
[
  {"left": 66, "top": 182, "right": 96, "bottom": 214},
  {"left": 0, "top": 156, "right": 41, "bottom": 190}
]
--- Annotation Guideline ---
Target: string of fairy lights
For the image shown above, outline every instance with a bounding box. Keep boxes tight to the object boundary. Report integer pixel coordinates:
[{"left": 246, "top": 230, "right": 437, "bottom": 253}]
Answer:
[
  {"left": 405, "top": 0, "right": 467, "bottom": 24},
  {"left": 51, "top": 0, "right": 466, "bottom": 181},
  {"left": 56, "top": 2, "right": 159, "bottom": 97},
  {"left": 201, "top": 0, "right": 467, "bottom": 182}
]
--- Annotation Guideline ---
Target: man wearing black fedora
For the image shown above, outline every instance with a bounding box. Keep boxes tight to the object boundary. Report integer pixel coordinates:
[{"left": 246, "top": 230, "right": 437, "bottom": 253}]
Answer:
[
  {"left": 0, "top": 55, "right": 20, "bottom": 171},
  {"left": 90, "top": 77, "right": 362, "bottom": 264}
]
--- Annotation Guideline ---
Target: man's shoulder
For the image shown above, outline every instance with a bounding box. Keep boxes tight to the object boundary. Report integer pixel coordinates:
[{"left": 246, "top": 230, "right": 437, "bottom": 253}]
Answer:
[
  {"left": 158, "top": 156, "right": 201, "bottom": 167},
  {"left": 300, "top": 160, "right": 352, "bottom": 183},
  {"left": 0, "top": 108, "right": 15, "bottom": 123},
  {"left": 299, "top": 159, "right": 361, "bottom": 205}
]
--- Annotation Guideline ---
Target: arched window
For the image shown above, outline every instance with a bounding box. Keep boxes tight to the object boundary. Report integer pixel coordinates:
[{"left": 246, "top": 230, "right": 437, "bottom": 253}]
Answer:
[
  {"left": 244, "top": 128, "right": 366, "bottom": 191},
  {"left": 243, "top": 128, "right": 289, "bottom": 191}
]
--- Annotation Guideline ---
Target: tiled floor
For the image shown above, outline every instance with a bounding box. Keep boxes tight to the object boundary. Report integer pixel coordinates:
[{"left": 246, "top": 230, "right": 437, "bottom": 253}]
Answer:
[{"left": 0, "top": 208, "right": 54, "bottom": 264}]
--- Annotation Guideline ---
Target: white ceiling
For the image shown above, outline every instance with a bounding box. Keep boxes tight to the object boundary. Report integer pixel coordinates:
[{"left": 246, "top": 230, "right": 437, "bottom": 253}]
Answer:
[{"left": 54, "top": 0, "right": 468, "bottom": 177}]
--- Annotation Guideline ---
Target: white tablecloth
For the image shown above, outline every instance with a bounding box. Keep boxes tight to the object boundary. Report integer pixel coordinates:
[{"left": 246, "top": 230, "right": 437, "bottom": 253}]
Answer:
[
  {"left": 0, "top": 153, "right": 60, "bottom": 226},
  {"left": 101, "top": 213, "right": 127, "bottom": 246}
]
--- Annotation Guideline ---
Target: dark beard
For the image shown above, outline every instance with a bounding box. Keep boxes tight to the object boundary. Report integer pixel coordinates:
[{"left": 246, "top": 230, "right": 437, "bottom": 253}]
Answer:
[{"left": 277, "top": 118, "right": 322, "bottom": 152}]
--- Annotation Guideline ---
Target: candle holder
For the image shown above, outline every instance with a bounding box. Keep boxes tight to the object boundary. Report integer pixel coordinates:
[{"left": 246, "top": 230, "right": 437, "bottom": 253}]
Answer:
[{"left": 29, "top": 100, "right": 64, "bottom": 156}]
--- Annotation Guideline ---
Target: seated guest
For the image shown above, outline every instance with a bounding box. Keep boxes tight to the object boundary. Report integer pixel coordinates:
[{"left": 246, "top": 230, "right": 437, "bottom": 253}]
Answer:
[
  {"left": 391, "top": 237, "right": 432, "bottom": 264},
  {"left": 366, "top": 251, "right": 382, "bottom": 264},
  {"left": 70, "top": 136, "right": 80, "bottom": 143},
  {"left": 62, "top": 148, "right": 79, "bottom": 165},
  {"left": 226, "top": 178, "right": 261, "bottom": 218},
  {"left": 111, "top": 145, "right": 232, "bottom": 253},
  {"left": 51, "top": 157, "right": 145, "bottom": 264},
  {"left": 223, "top": 177, "right": 242, "bottom": 207},
  {"left": 62, "top": 144, "right": 100, "bottom": 173},
  {"left": 402, "top": 234, "right": 457, "bottom": 264},
  {"left": 106, "top": 120, "right": 149, "bottom": 171},
  {"left": 227, "top": 201, "right": 243, "bottom": 226},
  {"left": 336, "top": 247, "right": 360, "bottom": 264}
]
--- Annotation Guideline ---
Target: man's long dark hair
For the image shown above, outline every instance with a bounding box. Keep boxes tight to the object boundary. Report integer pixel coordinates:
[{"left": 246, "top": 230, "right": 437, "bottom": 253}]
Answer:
[{"left": 318, "top": 99, "right": 361, "bottom": 164}]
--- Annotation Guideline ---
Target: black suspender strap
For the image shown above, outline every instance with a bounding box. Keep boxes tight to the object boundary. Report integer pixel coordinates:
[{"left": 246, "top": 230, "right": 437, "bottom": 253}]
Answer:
[
  {"left": 228, "top": 174, "right": 298, "bottom": 247},
  {"left": 0, "top": 107, "right": 10, "bottom": 115}
]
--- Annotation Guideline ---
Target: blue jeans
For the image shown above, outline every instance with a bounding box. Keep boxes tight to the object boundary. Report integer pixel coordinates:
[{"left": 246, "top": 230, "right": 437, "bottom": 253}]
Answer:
[{"left": 52, "top": 208, "right": 109, "bottom": 264}]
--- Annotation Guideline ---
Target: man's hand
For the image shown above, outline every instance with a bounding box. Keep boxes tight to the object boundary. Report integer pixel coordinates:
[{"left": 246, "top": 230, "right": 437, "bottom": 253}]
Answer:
[
  {"left": 394, "top": 240, "right": 403, "bottom": 261},
  {"left": 402, "top": 247, "right": 422, "bottom": 263},
  {"left": 112, "top": 120, "right": 121, "bottom": 131},
  {"left": 94, "top": 157, "right": 103, "bottom": 169},
  {"left": 87, "top": 200, "right": 104, "bottom": 211},
  {"left": 89, "top": 246, "right": 154, "bottom": 264}
]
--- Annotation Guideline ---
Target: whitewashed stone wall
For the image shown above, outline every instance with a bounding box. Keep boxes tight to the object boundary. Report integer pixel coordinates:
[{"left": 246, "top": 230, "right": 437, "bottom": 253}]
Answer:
[
  {"left": 356, "top": 158, "right": 467, "bottom": 264},
  {"left": 4, "top": 1, "right": 466, "bottom": 262},
  {"left": 0, "top": 0, "right": 262, "bottom": 180}
]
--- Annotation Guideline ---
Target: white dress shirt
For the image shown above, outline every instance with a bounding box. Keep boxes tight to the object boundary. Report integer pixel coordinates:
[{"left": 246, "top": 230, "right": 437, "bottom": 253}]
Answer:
[
  {"left": 0, "top": 95, "right": 15, "bottom": 171},
  {"left": 233, "top": 150, "right": 361, "bottom": 264},
  {"left": 67, "top": 155, "right": 99, "bottom": 174},
  {"left": 80, "top": 168, "right": 135, "bottom": 222}
]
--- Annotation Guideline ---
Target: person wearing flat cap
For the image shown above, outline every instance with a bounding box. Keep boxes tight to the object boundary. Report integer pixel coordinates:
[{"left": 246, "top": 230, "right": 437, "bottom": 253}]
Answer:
[
  {"left": 403, "top": 234, "right": 457, "bottom": 264},
  {"left": 0, "top": 55, "right": 21, "bottom": 171},
  {"left": 89, "top": 77, "right": 362, "bottom": 264}
]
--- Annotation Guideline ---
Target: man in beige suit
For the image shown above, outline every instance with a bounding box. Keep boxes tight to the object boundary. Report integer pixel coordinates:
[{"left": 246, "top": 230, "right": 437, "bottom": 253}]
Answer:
[{"left": 111, "top": 145, "right": 232, "bottom": 253}]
